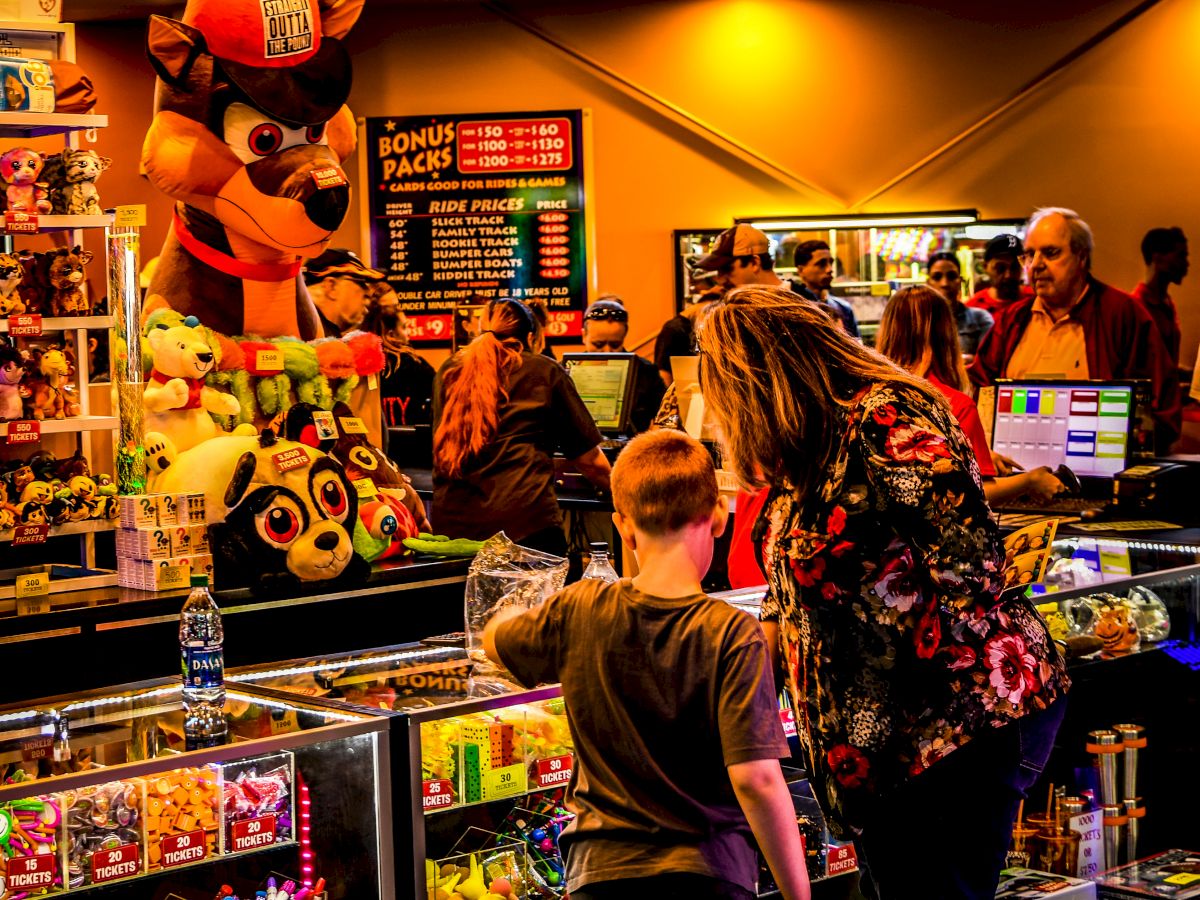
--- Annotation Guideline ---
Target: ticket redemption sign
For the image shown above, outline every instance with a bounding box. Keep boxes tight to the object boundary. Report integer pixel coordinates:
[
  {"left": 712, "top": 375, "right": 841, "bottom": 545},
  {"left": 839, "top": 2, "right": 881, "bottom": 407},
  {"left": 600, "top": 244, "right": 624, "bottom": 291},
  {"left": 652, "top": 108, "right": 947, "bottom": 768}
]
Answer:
[{"left": 360, "top": 110, "right": 594, "bottom": 343}]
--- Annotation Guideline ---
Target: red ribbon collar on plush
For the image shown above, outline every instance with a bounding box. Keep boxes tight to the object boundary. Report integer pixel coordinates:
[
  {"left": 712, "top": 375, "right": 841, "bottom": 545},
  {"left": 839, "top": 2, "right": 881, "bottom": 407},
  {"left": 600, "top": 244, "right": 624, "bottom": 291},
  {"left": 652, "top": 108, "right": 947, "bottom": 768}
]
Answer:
[{"left": 172, "top": 212, "right": 303, "bottom": 282}]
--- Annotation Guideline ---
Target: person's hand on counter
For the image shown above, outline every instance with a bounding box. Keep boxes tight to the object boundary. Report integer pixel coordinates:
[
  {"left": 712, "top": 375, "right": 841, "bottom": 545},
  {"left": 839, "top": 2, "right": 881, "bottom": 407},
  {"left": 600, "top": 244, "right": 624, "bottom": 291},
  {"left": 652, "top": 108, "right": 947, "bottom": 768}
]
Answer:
[{"left": 571, "top": 445, "right": 612, "bottom": 493}]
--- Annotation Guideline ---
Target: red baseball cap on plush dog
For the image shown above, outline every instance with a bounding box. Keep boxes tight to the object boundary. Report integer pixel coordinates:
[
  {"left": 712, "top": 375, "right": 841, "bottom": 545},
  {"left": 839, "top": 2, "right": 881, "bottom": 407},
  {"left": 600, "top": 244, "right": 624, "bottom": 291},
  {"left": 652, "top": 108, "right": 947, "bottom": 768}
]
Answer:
[{"left": 182, "top": 0, "right": 352, "bottom": 127}]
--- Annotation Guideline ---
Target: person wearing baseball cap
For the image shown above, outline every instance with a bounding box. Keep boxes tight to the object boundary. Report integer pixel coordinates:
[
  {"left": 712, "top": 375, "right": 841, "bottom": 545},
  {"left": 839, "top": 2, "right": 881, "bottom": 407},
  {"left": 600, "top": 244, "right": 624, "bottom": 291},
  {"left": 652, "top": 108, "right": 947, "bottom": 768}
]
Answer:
[
  {"left": 696, "top": 224, "right": 786, "bottom": 289},
  {"left": 966, "top": 233, "right": 1033, "bottom": 315},
  {"left": 304, "top": 248, "right": 385, "bottom": 337}
]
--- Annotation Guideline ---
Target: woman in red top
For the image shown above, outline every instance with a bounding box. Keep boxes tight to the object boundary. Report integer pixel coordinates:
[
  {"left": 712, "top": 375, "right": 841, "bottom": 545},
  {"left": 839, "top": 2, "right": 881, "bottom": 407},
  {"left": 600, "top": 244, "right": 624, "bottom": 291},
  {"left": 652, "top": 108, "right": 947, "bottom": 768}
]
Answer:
[{"left": 876, "top": 285, "right": 1064, "bottom": 506}]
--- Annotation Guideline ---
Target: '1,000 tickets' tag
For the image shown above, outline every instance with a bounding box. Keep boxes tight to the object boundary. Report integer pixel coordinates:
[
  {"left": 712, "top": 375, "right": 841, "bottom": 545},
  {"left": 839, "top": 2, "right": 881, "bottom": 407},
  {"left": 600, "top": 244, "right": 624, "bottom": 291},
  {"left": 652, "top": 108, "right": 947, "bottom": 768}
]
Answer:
[{"left": 338, "top": 416, "right": 368, "bottom": 434}]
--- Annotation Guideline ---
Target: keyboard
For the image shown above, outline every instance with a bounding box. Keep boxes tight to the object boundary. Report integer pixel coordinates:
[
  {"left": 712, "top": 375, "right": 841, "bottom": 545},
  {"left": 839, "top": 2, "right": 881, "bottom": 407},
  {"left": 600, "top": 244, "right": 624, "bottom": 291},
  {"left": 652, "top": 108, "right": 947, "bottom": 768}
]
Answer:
[{"left": 997, "top": 496, "right": 1106, "bottom": 514}]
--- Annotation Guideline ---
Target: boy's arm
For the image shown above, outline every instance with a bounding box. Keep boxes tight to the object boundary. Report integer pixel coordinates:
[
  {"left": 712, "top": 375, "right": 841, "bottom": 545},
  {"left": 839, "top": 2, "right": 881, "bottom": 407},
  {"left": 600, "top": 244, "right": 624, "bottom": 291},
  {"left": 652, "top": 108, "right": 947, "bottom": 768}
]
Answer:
[
  {"left": 482, "top": 591, "right": 569, "bottom": 687},
  {"left": 482, "top": 605, "right": 526, "bottom": 669},
  {"left": 728, "top": 759, "right": 811, "bottom": 900}
]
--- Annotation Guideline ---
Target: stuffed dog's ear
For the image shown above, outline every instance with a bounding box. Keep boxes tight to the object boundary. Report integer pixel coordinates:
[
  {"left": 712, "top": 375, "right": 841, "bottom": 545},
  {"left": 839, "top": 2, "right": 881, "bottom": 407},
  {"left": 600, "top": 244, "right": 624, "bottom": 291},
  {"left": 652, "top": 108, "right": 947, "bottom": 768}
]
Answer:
[
  {"left": 224, "top": 452, "right": 258, "bottom": 509},
  {"left": 147, "top": 15, "right": 206, "bottom": 87}
]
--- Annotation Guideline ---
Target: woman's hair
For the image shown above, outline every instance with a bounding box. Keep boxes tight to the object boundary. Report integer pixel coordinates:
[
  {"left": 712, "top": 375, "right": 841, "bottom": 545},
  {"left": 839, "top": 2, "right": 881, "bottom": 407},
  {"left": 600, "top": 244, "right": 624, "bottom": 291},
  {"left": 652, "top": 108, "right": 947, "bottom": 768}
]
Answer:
[
  {"left": 927, "top": 250, "right": 960, "bottom": 273},
  {"left": 362, "top": 303, "right": 416, "bottom": 375},
  {"left": 433, "top": 297, "right": 541, "bottom": 478},
  {"left": 698, "top": 286, "right": 940, "bottom": 495},
  {"left": 876, "top": 285, "right": 969, "bottom": 392}
]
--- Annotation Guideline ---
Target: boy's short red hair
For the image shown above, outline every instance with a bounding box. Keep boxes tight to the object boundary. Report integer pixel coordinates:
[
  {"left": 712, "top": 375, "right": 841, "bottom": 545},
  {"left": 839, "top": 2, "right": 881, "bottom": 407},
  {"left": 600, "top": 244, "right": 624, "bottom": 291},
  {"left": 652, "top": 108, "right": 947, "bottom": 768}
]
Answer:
[{"left": 611, "top": 430, "right": 718, "bottom": 535}]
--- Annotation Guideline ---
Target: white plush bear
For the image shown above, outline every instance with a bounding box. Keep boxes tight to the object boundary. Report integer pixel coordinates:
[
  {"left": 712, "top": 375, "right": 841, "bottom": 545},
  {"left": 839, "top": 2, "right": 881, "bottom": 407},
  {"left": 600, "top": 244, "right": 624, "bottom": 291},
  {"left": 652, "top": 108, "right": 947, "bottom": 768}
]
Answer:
[{"left": 143, "top": 316, "right": 254, "bottom": 468}]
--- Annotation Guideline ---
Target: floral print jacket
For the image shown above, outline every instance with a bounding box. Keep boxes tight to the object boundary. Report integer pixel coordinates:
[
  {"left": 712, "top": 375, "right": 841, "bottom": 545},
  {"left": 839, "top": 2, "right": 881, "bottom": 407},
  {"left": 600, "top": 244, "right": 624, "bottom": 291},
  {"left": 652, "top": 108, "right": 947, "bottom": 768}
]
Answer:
[{"left": 756, "top": 381, "right": 1069, "bottom": 835}]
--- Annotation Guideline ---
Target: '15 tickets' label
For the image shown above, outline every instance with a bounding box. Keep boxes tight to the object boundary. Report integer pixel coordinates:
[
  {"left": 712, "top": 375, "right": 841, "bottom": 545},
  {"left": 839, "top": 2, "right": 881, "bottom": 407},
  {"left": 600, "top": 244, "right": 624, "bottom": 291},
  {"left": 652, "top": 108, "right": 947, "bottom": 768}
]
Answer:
[
  {"left": 231, "top": 815, "right": 277, "bottom": 851},
  {"left": 7, "top": 853, "right": 55, "bottom": 889}
]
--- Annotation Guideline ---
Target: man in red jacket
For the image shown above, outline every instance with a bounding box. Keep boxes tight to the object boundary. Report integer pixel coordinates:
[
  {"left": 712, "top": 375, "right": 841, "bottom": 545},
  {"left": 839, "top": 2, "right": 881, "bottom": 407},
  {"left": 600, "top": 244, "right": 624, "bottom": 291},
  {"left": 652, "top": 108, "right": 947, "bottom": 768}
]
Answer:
[{"left": 969, "top": 207, "right": 1179, "bottom": 448}]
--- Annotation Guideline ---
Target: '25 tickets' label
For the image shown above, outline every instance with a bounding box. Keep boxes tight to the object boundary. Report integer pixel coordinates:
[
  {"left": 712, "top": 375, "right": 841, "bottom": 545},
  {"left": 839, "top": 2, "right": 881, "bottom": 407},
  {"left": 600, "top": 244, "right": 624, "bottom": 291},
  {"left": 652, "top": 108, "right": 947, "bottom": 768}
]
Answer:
[{"left": 422, "top": 779, "right": 454, "bottom": 810}]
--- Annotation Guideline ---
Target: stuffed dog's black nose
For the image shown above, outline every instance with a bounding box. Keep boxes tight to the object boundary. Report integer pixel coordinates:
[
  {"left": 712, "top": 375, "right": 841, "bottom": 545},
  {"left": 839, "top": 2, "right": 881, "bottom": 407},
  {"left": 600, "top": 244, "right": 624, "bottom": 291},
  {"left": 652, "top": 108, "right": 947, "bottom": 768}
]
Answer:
[
  {"left": 305, "top": 184, "right": 349, "bottom": 231},
  {"left": 195, "top": 351, "right": 213, "bottom": 364},
  {"left": 314, "top": 531, "right": 340, "bottom": 550}
]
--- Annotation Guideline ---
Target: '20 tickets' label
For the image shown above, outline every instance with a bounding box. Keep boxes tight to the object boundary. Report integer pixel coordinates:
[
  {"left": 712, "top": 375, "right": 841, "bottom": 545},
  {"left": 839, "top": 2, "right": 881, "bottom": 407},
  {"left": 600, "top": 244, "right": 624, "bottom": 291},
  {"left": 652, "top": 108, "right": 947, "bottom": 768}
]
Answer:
[
  {"left": 92, "top": 843, "right": 140, "bottom": 883},
  {"left": 231, "top": 814, "right": 277, "bottom": 851},
  {"left": 162, "top": 829, "right": 207, "bottom": 868}
]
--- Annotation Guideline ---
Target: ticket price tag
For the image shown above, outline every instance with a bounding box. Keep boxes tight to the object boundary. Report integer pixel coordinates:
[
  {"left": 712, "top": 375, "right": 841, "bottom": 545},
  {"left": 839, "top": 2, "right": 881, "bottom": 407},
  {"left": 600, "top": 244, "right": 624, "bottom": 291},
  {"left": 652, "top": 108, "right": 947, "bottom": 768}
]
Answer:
[
  {"left": 483, "top": 763, "right": 527, "bottom": 800},
  {"left": 422, "top": 779, "right": 454, "bottom": 810},
  {"left": 4, "top": 211, "right": 39, "bottom": 234},
  {"left": 338, "top": 416, "right": 368, "bottom": 434},
  {"left": 12, "top": 523, "right": 49, "bottom": 545},
  {"left": 20, "top": 735, "right": 52, "bottom": 760},
  {"left": 255, "top": 348, "right": 284, "bottom": 373},
  {"left": 534, "top": 754, "right": 573, "bottom": 789},
  {"left": 91, "top": 843, "right": 140, "bottom": 883},
  {"left": 779, "top": 707, "right": 797, "bottom": 738},
  {"left": 114, "top": 205, "right": 147, "bottom": 227},
  {"left": 15, "top": 572, "right": 50, "bottom": 598},
  {"left": 826, "top": 843, "right": 858, "bottom": 876},
  {"left": 6, "top": 420, "right": 40, "bottom": 445},
  {"left": 352, "top": 477, "right": 377, "bottom": 499},
  {"left": 269, "top": 710, "right": 299, "bottom": 736},
  {"left": 161, "top": 829, "right": 207, "bottom": 868},
  {"left": 272, "top": 446, "right": 311, "bottom": 473},
  {"left": 311, "top": 166, "right": 348, "bottom": 189},
  {"left": 6, "top": 854, "right": 55, "bottom": 890},
  {"left": 312, "top": 410, "right": 338, "bottom": 440},
  {"left": 7, "top": 314, "right": 42, "bottom": 336},
  {"left": 155, "top": 563, "right": 190, "bottom": 591},
  {"left": 230, "top": 815, "right": 277, "bottom": 852}
]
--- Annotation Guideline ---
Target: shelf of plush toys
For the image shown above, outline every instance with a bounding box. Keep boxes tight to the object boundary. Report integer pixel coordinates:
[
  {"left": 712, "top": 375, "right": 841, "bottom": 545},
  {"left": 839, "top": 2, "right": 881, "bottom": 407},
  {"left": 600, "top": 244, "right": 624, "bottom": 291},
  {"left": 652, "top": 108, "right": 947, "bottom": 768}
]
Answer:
[{"left": 0, "top": 111, "right": 109, "bottom": 139}]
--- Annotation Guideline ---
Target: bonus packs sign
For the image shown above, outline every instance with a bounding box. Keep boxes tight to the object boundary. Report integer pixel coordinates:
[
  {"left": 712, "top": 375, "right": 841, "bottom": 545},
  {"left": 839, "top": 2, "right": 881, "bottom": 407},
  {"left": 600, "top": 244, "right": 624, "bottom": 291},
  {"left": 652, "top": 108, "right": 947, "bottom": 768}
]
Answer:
[{"left": 363, "top": 110, "right": 591, "bottom": 343}]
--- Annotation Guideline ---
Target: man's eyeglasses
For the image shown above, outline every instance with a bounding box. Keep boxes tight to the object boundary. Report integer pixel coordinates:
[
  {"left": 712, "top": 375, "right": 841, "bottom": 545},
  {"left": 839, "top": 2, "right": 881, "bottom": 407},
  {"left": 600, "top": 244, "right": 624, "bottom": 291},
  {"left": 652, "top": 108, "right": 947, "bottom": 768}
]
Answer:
[
  {"left": 1018, "top": 246, "right": 1066, "bottom": 264},
  {"left": 584, "top": 306, "right": 628, "bottom": 323}
]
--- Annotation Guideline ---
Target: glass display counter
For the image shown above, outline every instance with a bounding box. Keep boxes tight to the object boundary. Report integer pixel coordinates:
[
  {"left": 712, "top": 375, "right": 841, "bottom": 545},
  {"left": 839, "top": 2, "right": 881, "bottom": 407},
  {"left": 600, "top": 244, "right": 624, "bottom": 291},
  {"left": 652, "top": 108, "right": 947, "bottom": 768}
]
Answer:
[
  {"left": 0, "top": 681, "right": 393, "bottom": 900},
  {"left": 233, "top": 643, "right": 861, "bottom": 899}
]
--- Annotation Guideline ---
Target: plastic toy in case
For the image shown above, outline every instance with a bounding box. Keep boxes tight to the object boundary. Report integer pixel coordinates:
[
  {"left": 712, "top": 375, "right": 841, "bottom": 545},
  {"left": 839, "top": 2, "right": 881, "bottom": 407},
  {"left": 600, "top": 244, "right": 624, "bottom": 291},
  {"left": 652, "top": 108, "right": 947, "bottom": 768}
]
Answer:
[
  {"left": 0, "top": 795, "right": 64, "bottom": 898},
  {"left": 221, "top": 752, "right": 295, "bottom": 854},
  {"left": 421, "top": 719, "right": 461, "bottom": 813},
  {"left": 62, "top": 779, "right": 145, "bottom": 888},
  {"left": 144, "top": 766, "right": 220, "bottom": 872},
  {"left": 431, "top": 828, "right": 530, "bottom": 900},
  {"left": 454, "top": 709, "right": 528, "bottom": 805},
  {"left": 522, "top": 698, "right": 574, "bottom": 793}
]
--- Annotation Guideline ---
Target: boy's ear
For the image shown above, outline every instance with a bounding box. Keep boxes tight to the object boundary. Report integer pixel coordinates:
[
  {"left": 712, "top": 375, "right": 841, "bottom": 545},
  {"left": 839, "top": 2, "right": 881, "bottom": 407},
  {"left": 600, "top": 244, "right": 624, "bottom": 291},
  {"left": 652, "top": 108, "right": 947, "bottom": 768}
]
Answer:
[
  {"left": 711, "top": 494, "right": 730, "bottom": 540},
  {"left": 611, "top": 511, "right": 637, "bottom": 553}
]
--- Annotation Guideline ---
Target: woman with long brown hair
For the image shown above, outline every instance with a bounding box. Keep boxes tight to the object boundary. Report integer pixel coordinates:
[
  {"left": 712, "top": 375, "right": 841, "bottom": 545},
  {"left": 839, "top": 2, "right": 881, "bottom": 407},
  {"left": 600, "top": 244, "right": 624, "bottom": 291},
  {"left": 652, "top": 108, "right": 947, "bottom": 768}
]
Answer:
[
  {"left": 699, "top": 286, "right": 1068, "bottom": 899},
  {"left": 433, "top": 297, "right": 610, "bottom": 554},
  {"left": 876, "top": 285, "right": 1065, "bottom": 506}
]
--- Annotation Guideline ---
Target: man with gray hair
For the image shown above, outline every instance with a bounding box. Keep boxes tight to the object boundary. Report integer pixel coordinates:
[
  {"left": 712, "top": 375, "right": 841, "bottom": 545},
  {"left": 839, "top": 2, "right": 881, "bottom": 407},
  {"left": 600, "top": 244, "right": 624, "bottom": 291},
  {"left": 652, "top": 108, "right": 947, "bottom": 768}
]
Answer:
[{"left": 970, "top": 207, "right": 1178, "bottom": 446}]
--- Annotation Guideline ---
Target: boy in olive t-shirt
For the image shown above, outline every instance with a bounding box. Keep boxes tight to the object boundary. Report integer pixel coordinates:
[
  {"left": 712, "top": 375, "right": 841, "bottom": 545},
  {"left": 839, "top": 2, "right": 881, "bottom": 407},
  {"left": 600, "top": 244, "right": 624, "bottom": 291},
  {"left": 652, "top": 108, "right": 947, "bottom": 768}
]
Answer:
[{"left": 485, "top": 431, "right": 810, "bottom": 900}]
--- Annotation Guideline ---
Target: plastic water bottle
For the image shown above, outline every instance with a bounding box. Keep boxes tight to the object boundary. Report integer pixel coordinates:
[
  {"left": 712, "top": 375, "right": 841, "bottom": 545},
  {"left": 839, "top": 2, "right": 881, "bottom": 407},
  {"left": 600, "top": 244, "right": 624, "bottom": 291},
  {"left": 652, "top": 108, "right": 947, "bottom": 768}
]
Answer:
[
  {"left": 582, "top": 542, "right": 620, "bottom": 583},
  {"left": 180, "top": 574, "right": 226, "bottom": 747}
]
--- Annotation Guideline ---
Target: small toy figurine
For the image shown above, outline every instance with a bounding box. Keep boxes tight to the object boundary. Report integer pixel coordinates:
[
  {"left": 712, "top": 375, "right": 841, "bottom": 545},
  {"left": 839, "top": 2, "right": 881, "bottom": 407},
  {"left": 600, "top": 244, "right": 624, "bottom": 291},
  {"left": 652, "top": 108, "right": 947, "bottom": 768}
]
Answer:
[
  {"left": 47, "top": 246, "right": 95, "bottom": 316},
  {"left": 0, "top": 340, "right": 23, "bottom": 420},
  {"left": 0, "top": 147, "right": 51, "bottom": 213},
  {"left": 42, "top": 148, "right": 112, "bottom": 216},
  {"left": 0, "top": 252, "right": 25, "bottom": 316}
]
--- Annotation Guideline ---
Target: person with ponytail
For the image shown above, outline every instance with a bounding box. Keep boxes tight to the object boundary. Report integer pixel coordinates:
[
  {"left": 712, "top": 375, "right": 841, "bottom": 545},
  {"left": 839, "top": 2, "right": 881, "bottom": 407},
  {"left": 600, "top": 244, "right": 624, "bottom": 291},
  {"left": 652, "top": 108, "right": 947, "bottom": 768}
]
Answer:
[{"left": 432, "top": 297, "right": 610, "bottom": 554}]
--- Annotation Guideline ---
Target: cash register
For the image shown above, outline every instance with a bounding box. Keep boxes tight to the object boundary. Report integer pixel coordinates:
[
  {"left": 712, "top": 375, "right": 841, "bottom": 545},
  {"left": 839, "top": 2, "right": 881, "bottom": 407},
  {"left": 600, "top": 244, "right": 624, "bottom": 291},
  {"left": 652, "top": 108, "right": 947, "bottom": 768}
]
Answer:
[{"left": 562, "top": 352, "right": 639, "bottom": 462}]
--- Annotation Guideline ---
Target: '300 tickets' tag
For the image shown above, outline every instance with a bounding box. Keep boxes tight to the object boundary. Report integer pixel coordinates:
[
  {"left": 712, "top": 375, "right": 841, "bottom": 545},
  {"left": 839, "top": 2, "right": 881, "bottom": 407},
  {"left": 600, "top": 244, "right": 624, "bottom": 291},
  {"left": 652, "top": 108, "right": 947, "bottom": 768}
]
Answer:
[{"left": 15, "top": 572, "right": 50, "bottom": 598}]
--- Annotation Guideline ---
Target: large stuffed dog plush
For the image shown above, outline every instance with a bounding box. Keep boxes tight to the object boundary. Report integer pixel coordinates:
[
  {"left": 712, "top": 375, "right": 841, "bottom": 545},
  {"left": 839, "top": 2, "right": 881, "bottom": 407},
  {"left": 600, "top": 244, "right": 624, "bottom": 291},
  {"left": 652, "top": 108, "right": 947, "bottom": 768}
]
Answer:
[{"left": 141, "top": 0, "right": 363, "bottom": 340}]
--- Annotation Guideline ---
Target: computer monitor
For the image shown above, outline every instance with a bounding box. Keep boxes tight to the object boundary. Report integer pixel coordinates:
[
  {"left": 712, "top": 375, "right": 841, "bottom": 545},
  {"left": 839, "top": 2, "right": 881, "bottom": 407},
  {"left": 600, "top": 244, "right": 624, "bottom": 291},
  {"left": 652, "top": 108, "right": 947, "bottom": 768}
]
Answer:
[
  {"left": 990, "top": 380, "right": 1136, "bottom": 479},
  {"left": 562, "top": 352, "right": 637, "bottom": 436}
]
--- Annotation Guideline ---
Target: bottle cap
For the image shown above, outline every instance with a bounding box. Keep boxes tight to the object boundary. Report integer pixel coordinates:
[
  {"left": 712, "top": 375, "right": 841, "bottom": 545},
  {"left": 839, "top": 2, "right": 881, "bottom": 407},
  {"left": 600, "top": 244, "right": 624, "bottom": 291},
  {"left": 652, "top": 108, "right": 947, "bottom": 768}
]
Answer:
[
  {"left": 588, "top": 542, "right": 609, "bottom": 553},
  {"left": 190, "top": 573, "right": 210, "bottom": 587}
]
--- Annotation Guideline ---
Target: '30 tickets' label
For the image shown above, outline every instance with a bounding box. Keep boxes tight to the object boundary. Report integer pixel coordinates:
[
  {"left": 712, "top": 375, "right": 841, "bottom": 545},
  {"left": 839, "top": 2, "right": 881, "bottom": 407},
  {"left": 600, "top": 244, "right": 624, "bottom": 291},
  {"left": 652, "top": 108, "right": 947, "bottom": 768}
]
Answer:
[
  {"left": 230, "top": 815, "right": 277, "bottom": 851},
  {"left": 534, "top": 754, "right": 573, "bottom": 789}
]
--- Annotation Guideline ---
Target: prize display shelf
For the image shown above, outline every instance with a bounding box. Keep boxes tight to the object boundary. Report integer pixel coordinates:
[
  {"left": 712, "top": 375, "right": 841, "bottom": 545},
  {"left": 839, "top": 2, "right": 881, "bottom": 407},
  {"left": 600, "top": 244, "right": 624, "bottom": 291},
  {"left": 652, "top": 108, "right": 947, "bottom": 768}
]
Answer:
[
  {"left": 234, "top": 645, "right": 862, "bottom": 899},
  {"left": 0, "top": 679, "right": 394, "bottom": 899},
  {"left": 0, "top": 18, "right": 117, "bottom": 573}
]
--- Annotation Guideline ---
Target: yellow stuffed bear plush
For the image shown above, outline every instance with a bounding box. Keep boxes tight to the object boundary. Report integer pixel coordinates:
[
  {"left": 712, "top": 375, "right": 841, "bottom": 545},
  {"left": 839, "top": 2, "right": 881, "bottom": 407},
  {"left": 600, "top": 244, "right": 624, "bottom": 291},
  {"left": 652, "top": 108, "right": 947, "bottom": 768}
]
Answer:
[{"left": 144, "top": 315, "right": 254, "bottom": 467}]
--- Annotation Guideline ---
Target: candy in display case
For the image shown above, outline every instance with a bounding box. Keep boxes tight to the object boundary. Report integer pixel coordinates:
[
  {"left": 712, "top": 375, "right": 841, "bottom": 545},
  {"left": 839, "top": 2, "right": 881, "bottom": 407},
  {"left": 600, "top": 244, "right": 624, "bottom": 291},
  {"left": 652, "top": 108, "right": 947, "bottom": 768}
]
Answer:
[{"left": 0, "top": 682, "right": 393, "bottom": 899}]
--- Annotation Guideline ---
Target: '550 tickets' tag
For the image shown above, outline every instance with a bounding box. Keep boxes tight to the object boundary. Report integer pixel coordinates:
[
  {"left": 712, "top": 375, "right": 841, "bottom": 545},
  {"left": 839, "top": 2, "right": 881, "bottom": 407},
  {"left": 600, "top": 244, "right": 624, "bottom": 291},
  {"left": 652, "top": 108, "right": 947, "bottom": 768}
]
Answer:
[
  {"left": 7, "top": 314, "right": 42, "bottom": 336},
  {"left": 6, "top": 420, "right": 40, "bottom": 445},
  {"left": 272, "top": 447, "right": 311, "bottom": 473}
]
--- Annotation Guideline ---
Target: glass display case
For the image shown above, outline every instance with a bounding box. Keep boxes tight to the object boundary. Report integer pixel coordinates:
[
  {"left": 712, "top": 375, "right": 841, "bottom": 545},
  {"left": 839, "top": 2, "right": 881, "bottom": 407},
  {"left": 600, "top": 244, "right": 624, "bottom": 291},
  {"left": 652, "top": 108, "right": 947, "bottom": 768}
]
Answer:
[
  {"left": 233, "top": 642, "right": 862, "bottom": 898},
  {"left": 674, "top": 210, "right": 1027, "bottom": 343},
  {"left": 0, "top": 682, "right": 393, "bottom": 900}
]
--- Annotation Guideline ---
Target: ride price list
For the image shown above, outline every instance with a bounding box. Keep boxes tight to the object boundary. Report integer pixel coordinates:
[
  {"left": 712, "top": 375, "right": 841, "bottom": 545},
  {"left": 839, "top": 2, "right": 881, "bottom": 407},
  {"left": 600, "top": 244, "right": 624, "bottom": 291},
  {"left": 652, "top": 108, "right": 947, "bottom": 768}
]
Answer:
[{"left": 364, "top": 110, "right": 590, "bottom": 343}]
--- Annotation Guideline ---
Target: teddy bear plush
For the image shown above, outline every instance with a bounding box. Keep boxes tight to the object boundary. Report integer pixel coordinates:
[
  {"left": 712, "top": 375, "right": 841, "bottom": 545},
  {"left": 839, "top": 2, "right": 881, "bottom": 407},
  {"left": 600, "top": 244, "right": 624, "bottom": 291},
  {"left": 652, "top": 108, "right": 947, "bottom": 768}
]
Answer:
[
  {"left": 47, "top": 246, "right": 94, "bottom": 316},
  {"left": 143, "top": 315, "right": 255, "bottom": 466},
  {"left": 0, "top": 147, "right": 51, "bottom": 214}
]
